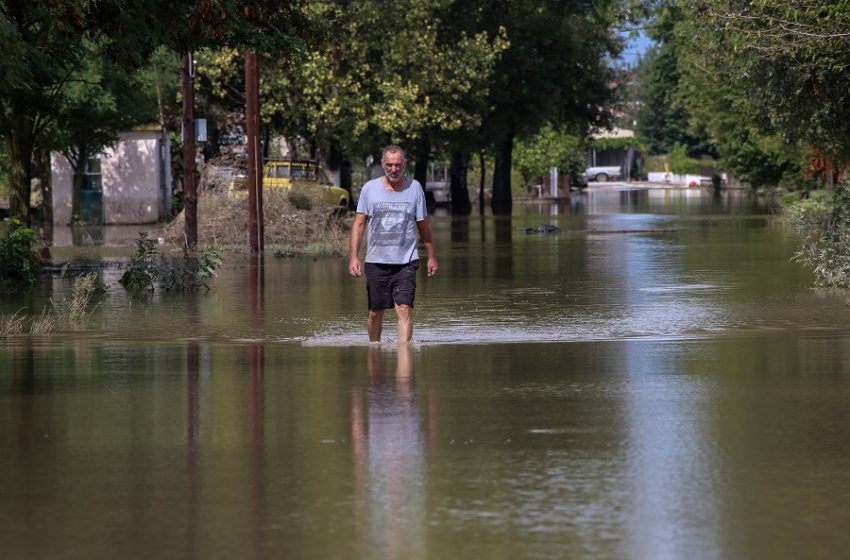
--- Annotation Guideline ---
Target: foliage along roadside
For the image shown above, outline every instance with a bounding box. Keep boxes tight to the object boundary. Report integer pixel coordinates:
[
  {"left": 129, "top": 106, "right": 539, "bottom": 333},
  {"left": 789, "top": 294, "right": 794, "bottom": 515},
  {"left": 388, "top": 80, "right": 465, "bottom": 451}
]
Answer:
[
  {"left": 120, "top": 233, "right": 222, "bottom": 293},
  {"left": 789, "top": 181, "right": 850, "bottom": 289},
  {"left": 0, "top": 221, "right": 42, "bottom": 291}
]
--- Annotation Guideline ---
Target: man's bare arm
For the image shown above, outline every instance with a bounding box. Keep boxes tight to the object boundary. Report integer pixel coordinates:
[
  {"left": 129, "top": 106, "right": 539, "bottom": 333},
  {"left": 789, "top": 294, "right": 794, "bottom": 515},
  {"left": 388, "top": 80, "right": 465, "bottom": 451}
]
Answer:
[
  {"left": 349, "top": 213, "right": 367, "bottom": 277},
  {"left": 416, "top": 218, "right": 439, "bottom": 277}
]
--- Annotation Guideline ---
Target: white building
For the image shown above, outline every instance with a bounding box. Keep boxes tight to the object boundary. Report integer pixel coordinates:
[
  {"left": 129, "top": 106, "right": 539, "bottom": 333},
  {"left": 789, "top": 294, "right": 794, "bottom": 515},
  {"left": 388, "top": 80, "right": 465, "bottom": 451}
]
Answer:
[{"left": 52, "top": 128, "right": 172, "bottom": 225}]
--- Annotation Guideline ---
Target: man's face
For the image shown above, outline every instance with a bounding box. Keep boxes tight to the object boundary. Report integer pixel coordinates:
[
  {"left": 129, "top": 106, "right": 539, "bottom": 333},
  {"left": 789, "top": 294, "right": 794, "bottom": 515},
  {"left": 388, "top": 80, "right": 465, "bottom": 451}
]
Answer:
[{"left": 382, "top": 151, "right": 405, "bottom": 183}]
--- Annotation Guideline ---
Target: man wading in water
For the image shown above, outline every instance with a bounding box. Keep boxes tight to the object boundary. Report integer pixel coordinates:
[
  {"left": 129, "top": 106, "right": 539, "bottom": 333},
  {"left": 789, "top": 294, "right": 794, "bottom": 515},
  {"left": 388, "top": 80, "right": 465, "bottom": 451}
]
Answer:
[{"left": 348, "top": 145, "right": 439, "bottom": 342}]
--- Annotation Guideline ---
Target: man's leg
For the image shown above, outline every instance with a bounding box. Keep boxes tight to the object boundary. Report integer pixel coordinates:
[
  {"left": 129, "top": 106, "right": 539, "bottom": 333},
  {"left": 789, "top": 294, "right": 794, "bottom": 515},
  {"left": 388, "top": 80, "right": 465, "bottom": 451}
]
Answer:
[
  {"left": 395, "top": 304, "right": 412, "bottom": 342},
  {"left": 368, "top": 309, "right": 384, "bottom": 342}
]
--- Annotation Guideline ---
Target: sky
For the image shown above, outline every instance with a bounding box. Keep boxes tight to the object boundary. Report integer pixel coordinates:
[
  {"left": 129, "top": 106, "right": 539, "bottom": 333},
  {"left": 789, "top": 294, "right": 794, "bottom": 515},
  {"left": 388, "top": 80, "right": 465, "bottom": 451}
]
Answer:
[{"left": 617, "top": 31, "right": 655, "bottom": 67}]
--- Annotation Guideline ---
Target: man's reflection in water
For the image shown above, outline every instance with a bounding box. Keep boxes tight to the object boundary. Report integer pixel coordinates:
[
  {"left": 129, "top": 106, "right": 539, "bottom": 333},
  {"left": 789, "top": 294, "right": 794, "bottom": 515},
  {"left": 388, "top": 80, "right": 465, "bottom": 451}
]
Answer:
[{"left": 351, "top": 344, "right": 426, "bottom": 559}]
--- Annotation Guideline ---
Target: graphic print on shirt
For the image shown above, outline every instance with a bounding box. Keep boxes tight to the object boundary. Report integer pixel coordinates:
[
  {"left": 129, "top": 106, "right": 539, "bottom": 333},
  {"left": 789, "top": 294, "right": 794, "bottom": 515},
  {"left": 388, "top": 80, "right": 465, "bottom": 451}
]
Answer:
[{"left": 372, "top": 202, "right": 410, "bottom": 246}]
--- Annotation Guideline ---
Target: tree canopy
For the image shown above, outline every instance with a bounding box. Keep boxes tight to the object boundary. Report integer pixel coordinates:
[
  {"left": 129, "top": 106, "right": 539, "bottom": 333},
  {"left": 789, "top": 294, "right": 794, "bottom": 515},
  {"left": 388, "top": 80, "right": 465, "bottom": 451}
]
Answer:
[
  {"left": 2, "top": 0, "right": 629, "bottom": 229},
  {"left": 635, "top": 0, "right": 850, "bottom": 188}
]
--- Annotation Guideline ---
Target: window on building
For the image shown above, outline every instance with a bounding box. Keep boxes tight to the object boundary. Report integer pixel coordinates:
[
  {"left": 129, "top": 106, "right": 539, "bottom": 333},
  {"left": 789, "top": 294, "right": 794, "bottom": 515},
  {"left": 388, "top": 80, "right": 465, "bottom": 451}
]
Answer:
[{"left": 83, "top": 156, "right": 103, "bottom": 191}]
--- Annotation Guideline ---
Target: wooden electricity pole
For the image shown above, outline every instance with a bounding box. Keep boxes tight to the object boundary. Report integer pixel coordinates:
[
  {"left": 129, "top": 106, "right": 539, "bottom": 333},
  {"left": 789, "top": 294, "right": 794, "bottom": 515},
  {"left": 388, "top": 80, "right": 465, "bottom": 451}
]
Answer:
[
  {"left": 182, "top": 51, "right": 198, "bottom": 248},
  {"left": 245, "top": 50, "right": 263, "bottom": 253}
]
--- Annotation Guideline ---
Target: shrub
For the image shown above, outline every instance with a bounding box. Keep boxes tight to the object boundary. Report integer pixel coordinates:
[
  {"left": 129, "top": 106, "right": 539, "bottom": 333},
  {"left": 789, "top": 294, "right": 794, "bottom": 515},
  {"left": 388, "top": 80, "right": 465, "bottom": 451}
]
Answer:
[
  {"left": 160, "top": 245, "right": 223, "bottom": 291},
  {"left": 120, "top": 233, "right": 222, "bottom": 292},
  {"left": 669, "top": 143, "right": 702, "bottom": 175},
  {"left": 120, "top": 233, "right": 159, "bottom": 291},
  {"left": 0, "top": 220, "right": 42, "bottom": 290},
  {"left": 792, "top": 181, "right": 850, "bottom": 288}
]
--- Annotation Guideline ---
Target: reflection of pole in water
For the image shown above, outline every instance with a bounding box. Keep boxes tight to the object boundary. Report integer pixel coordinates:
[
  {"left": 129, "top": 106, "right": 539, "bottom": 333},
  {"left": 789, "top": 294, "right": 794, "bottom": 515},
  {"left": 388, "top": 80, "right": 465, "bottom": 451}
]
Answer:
[
  {"left": 185, "top": 341, "right": 200, "bottom": 558},
  {"left": 249, "top": 253, "right": 265, "bottom": 330},
  {"left": 249, "top": 343, "right": 266, "bottom": 560}
]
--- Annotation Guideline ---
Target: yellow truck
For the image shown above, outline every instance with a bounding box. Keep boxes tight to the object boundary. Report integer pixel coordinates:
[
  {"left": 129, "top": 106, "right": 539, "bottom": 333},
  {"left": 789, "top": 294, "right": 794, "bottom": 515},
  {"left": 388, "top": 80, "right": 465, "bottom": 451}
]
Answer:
[{"left": 230, "top": 160, "right": 349, "bottom": 207}]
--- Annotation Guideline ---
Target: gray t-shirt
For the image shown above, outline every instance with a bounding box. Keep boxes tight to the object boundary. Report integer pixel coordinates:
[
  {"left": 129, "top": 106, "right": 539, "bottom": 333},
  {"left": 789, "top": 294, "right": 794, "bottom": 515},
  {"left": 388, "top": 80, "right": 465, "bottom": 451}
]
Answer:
[{"left": 356, "top": 176, "right": 428, "bottom": 264}]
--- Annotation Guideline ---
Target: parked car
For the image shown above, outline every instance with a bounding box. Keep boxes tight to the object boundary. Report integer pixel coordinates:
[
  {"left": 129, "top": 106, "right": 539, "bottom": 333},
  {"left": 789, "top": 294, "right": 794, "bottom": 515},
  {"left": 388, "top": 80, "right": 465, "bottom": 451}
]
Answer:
[
  {"left": 229, "top": 160, "right": 349, "bottom": 207},
  {"left": 426, "top": 181, "right": 451, "bottom": 206},
  {"left": 583, "top": 165, "right": 622, "bottom": 182}
]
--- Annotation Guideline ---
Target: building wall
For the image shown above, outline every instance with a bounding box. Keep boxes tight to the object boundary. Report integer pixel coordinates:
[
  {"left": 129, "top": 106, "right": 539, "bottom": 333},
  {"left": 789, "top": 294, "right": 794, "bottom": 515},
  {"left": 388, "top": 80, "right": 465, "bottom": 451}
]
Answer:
[
  {"left": 52, "top": 130, "right": 171, "bottom": 226},
  {"left": 51, "top": 154, "right": 74, "bottom": 226}
]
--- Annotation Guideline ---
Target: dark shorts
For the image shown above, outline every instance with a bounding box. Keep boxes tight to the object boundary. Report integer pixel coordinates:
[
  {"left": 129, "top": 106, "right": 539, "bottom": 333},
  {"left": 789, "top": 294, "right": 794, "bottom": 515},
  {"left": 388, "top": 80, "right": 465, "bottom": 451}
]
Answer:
[{"left": 365, "top": 260, "right": 419, "bottom": 311}]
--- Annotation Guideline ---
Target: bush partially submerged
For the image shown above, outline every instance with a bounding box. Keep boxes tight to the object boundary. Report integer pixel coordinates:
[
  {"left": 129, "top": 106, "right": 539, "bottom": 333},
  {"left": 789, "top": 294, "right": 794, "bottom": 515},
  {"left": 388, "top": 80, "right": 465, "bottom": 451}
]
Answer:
[
  {"left": 0, "top": 220, "right": 42, "bottom": 290},
  {"left": 120, "top": 233, "right": 222, "bottom": 292},
  {"left": 792, "top": 182, "right": 850, "bottom": 288}
]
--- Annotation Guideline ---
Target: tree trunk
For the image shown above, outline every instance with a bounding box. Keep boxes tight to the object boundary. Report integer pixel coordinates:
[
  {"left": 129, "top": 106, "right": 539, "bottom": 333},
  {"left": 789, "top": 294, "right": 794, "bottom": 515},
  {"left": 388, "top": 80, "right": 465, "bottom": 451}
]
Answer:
[
  {"left": 413, "top": 136, "right": 429, "bottom": 190},
  {"left": 491, "top": 135, "right": 513, "bottom": 216},
  {"left": 449, "top": 150, "right": 471, "bottom": 215},
  {"left": 327, "top": 141, "right": 354, "bottom": 209},
  {"left": 8, "top": 114, "right": 35, "bottom": 226},
  {"left": 341, "top": 154, "right": 353, "bottom": 210},
  {"left": 34, "top": 148, "right": 53, "bottom": 246}
]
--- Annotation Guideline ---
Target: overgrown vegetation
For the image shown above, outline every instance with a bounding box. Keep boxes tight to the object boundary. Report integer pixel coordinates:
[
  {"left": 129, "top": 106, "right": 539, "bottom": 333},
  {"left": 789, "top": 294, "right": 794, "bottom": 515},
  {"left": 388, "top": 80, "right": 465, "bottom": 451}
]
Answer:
[
  {"left": 160, "top": 246, "right": 223, "bottom": 291},
  {"left": 0, "top": 308, "right": 56, "bottom": 337},
  {"left": 0, "top": 311, "right": 26, "bottom": 337},
  {"left": 0, "top": 221, "right": 42, "bottom": 290},
  {"left": 513, "top": 125, "right": 587, "bottom": 190},
  {"left": 163, "top": 190, "right": 351, "bottom": 257},
  {"left": 66, "top": 273, "right": 107, "bottom": 320},
  {"left": 120, "top": 233, "right": 160, "bottom": 291},
  {"left": 790, "top": 182, "right": 850, "bottom": 288},
  {"left": 120, "top": 232, "right": 222, "bottom": 292},
  {"left": 668, "top": 142, "right": 702, "bottom": 175}
]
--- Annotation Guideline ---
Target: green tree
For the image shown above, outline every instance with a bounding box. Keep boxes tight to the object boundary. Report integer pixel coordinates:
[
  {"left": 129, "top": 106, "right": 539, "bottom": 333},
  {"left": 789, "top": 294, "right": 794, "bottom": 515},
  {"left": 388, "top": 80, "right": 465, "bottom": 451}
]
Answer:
[
  {"left": 0, "top": 0, "right": 315, "bottom": 232},
  {"left": 513, "top": 125, "right": 586, "bottom": 189},
  {"left": 194, "top": 0, "right": 506, "bottom": 206},
  {"left": 683, "top": 0, "right": 850, "bottom": 167},
  {"left": 673, "top": 0, "right": 807, "bottom": 187},
  {"left": 634, "top": 2, "right": 712, "bottom": 156},
  {"left": 52, "top": 42, "right": 160, "bottom": 223},
  {"left": 0, "top": 2, "right": 102, "bottom": 226},
  {"left": 478, "top": 0, "right": 623, "bottom": 215},
  {"left": 286, "top": 0, "right": 505, "bottom": 189}
]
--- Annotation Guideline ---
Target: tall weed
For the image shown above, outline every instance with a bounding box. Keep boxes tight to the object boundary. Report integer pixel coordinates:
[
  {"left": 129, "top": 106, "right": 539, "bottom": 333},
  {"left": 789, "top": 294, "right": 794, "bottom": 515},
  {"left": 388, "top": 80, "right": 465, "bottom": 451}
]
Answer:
[
  {"left": 0, "top": 308, "right": 55, "bottom": 337},
  {"left": 67, "top": 273, "right": 106, "bottom": 320},
  {"left": 29, "top": 308, "right": 57, "bottom": 334},
  {"left": 0, "top": 311, "right": 26, "bottom": 337}
]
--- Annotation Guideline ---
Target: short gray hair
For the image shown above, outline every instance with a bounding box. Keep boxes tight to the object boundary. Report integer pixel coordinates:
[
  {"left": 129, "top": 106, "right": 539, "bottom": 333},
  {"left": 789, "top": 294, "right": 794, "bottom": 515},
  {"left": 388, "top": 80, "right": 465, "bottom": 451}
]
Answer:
[{"left": 382, "top": 144, "right": 406, "bottom": 162}]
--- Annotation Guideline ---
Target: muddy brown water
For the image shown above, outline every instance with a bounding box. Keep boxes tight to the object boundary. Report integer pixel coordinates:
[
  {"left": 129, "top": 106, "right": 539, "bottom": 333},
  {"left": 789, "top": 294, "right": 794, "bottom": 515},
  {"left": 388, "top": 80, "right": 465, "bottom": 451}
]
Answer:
[{"left": 3, "top": 187, "right": 850, "bottom": 560}]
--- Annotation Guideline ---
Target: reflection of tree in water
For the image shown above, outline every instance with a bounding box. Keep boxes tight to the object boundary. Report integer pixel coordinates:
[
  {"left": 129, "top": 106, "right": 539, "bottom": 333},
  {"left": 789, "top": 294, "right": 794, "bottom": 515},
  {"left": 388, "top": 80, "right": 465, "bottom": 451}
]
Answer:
[{"left": 351, "top": 345, "right": 428, "bottom": 559}]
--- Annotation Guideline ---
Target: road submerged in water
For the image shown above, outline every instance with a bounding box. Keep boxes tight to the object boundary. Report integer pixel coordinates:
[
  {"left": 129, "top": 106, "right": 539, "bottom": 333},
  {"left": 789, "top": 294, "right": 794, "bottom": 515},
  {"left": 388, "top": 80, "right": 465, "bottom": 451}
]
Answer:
[{"left": 3, "top": 187, "right": 850, "bottom": 560}]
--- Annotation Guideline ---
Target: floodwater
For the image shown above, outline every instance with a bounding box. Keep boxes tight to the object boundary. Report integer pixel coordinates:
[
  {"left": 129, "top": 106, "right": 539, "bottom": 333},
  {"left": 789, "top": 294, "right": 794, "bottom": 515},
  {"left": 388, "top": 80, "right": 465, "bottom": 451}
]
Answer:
[{"left": 3, "top": 186, "right": 850, "bottom": 560}]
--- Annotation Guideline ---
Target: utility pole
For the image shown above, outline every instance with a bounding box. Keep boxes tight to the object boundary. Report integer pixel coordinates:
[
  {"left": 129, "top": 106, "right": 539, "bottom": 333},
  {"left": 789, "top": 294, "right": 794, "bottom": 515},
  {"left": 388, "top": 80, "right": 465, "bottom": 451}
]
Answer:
[
  {"left": 245, "top": 50, "right": 263, "bottom": 252},
  {"left": 182, "top": 51, "right": 197, "bottom": 248}
]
